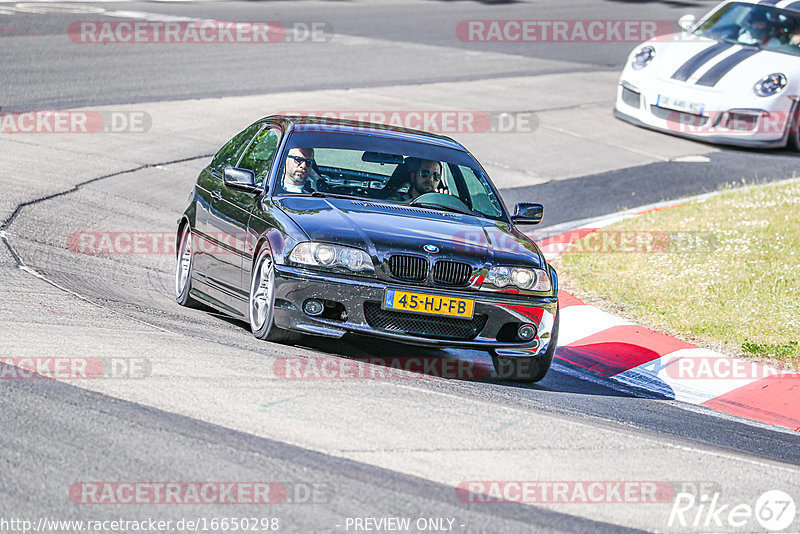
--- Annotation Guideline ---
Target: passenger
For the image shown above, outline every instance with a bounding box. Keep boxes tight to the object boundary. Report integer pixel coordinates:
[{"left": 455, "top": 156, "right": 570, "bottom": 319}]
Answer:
[
  {"left": 281, "top": 148, "right": 316, "bottom": 193},
  {"left": 783, "top": 19, "right": 800, "bottom": 45}
]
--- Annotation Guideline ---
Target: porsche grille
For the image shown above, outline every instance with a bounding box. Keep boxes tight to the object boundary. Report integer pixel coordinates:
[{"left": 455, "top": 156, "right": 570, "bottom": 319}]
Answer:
[{"left": 651, "top": 105, "right": 708, "bottom": 127}]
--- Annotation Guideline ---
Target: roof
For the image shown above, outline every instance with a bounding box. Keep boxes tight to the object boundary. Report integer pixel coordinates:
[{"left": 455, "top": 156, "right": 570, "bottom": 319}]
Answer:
[
  {"left": 269, "top": 115, "right": 468, "bottom": 151},
  {"left": 736, "top": 0, "right": 800, "bottom": 13}
]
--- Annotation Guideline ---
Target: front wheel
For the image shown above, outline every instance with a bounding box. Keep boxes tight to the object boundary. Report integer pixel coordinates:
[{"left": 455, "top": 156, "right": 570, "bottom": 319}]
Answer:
[
  {"left": 491, "top": 309, "right": 559, "bottom": 383},
  {"left": 788, "top": 106, "right": 800, "bottom": 151},
  {"left": 175, "top": 224, "right": 200, "bottom": 308},
  {"left": 249, "top": 247, "right": 302, "bottom": 344}
]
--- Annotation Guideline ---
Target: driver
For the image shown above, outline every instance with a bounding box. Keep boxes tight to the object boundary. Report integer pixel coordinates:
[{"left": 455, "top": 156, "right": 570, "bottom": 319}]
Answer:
[
  {"left": 739, "top": 10, "right": 779, "bottom": 46},
  {"left": 281, "top": 148, "right": 317, "bottom": 193},
  {"left": 401, "top": 157, "right": 443, "bottom": 201}
]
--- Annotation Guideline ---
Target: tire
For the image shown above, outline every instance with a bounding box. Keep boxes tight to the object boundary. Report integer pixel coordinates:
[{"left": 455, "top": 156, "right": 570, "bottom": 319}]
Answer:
[
  {"left": 788, "top": 106, "right": 800, "bottom": 151},
  {"left": 249, "top": 246, "right": 302, "bottom": 344},
  {"left": 175, "top": 224, "right": 200, "bottom": 308},
  {"left": 491, "top": 308, "right": 559, "bottom": 383}
]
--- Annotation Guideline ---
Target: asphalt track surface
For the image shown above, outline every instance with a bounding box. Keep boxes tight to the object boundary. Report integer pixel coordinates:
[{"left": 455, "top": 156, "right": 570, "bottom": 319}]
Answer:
[{"left": 1, "top": 1, "right": 800, "bottom": 533}]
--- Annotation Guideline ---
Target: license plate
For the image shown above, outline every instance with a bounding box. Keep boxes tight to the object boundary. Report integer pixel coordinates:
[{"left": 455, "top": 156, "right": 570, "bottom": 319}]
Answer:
[
  {"left": 657, "top": 94, "right": 705, "bottom": 114},
  {"left": 382, "top": 289, "right": 474, "bottom": 319}
]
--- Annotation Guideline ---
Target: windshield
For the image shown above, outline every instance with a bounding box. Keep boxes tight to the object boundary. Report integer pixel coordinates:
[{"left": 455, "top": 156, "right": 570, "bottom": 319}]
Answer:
[
  {"left": 271, "top": 130, "right": 507, "bottom": 221},
  {"left": 694, "top": 2, "right": 800, "bottom": 56}
]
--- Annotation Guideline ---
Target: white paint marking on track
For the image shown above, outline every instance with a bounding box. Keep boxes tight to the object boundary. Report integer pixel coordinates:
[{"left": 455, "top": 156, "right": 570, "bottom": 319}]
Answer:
[
  {"left": 614, "top": 347, "right": 759, "bottom": 405},
  {"left": 102, "top": 9, "right": 204, "bottom": 22},
  {"left": 558, "top": 305, "right": 634, "bottom": 346},
  {"left": 5, "top": 3, "right": 106, "bottom": 14},
  {"left": 541, "top": 122, "right": 671, "bottom": 162}
]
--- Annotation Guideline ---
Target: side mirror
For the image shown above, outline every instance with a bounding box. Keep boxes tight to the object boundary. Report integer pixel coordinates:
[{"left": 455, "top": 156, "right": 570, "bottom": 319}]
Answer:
[
  {"left": 223, "top": 167, "right": 259, "bottom": 193},
  {"left": 678, "top": 14, "right": 696, "bottom": 33},
  {"left": 511, "top": 203, "right": 543, "bottom": 225}
]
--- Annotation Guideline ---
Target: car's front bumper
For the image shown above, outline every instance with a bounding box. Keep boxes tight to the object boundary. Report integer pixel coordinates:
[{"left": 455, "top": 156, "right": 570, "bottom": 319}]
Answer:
[
  {"left": 272, "top": 265, "right": 558, "bottom": 357},
  {"left": 614, "top": 78, "right": 794, "bottom": 148}
]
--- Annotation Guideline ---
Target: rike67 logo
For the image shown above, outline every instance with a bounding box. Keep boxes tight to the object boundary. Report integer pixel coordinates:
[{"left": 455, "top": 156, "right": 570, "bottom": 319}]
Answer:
[{"left": 669, "top": 489, "right": 796, "bottom": 532}]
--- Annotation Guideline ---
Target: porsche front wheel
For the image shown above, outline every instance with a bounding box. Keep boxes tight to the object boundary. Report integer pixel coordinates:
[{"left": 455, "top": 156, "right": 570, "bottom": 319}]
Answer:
[{"left": 788, "top": 106, "right": 800, "bottom": 151}]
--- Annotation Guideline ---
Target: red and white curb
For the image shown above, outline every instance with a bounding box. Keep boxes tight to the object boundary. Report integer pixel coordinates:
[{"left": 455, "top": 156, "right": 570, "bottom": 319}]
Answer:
[{"left": 531, "top": 196, "right": 800, "bottom": 433}]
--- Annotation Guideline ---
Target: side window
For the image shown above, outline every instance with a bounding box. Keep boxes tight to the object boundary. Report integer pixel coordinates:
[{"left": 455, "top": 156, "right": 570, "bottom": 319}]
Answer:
[
  {"left": 238, "top": 127, "right": 282, "bottom": 184},
  {"left": 211, "top": 123, "right": 263, "bottom": 171}
]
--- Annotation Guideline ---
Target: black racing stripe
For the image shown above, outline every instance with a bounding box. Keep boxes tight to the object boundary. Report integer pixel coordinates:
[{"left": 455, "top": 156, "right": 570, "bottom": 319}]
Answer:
[
  {"left": 696, "top": 48, "right": 760, "bottom": 86},
  {"left": 671, "top": 42, "right": 733, "bottom": 82}
]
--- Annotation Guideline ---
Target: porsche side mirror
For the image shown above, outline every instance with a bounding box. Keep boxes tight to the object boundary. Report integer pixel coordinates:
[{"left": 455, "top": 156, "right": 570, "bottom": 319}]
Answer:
[
  {"left": 511, "top": 203, "right": 543, "bottom": 225},
  {"left": 223, "top": 167, "right": 259, "bottom": 193},
  {"left": 678, "top": 14, "right": 696, "bottom": 33}
]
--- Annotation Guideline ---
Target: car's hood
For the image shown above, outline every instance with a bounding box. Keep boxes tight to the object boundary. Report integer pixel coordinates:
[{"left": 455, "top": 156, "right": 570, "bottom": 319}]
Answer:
[
  {"left": 277, "top": 196, "right": 543, "bottom": 268},
  {"left": 643, "top": 35, "right": 800, "bottom": 91}
]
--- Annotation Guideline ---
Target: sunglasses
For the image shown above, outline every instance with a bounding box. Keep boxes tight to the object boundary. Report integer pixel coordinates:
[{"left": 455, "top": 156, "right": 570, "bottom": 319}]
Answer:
[
  {"left": 288, "top": 155, "right": 315, "bottom": 166},
  {"left": 417, "top": 170, "right": 441, "bottom": 180}
]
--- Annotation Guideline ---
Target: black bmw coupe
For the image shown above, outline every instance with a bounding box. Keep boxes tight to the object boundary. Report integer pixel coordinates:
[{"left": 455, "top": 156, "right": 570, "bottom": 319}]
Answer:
[{"left": 176, "top": 116, "right": 559, "bottom": 382}]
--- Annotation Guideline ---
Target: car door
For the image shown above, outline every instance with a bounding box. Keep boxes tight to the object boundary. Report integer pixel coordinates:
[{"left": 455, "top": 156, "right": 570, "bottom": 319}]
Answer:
[
  {"left": 194, "top": 121, "right": 263, "bottom": 284},
  {"left": 205, "top": 124, "right": 282, "bottom": 314}
]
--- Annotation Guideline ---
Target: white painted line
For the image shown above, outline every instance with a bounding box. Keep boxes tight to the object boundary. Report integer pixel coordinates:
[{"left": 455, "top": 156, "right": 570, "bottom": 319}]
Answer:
[{"left": 540, "top": 123, "right": 671, "bottom": 162}]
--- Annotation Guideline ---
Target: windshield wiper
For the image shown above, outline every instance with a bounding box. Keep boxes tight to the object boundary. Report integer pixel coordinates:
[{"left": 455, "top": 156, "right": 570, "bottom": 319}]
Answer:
[
  {"left": 411, "top": 202, "right": 478, "bottom": 217},
  {"left": 308, "top": 191, "right": 366, "bottom": 201}
]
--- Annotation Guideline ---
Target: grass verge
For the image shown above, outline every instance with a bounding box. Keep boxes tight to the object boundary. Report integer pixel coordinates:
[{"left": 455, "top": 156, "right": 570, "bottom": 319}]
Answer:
[{"left": 556, "top": 179, "right": 800, "bottom": 370}]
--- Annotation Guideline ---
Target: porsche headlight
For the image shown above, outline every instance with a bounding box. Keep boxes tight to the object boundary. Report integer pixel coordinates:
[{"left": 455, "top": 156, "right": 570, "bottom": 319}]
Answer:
[
  {"left": 754, "top": 73, "right": 787, "bottom": 97},
  {"left": 632, "top": 46, "right": 655, "bottom": 71},
  {"left": 484, "top": 266, "right": 551, "bottom": 292},
  {"left": 289, "top": 242, "right": 374, "bottom": 274}
]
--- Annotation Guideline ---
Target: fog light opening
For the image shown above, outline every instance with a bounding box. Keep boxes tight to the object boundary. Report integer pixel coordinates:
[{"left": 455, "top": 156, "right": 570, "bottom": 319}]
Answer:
[
  {"left": 303, "top": 299, "right": 325, "bottom": 316},
  {"left": 517, "top": 324, "right": 537, "bottom": 342}
]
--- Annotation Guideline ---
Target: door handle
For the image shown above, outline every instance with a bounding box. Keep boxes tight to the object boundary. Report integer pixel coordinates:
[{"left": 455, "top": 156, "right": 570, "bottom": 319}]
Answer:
[{"left": 211, "top": 190, "right": 222, "bottom": 201}]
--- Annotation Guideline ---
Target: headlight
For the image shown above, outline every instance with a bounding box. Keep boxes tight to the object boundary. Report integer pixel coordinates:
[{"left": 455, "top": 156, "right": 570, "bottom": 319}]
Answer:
[
  {"left": 754, "top": 73, "right": 787, "bottom": 97},
  {"left": 631, "top": 46, "right": 655, "bottom": 71},
  {"left": 484, "top": 266, "right": 551, "bottom": 292},
  {"left": 289, "top": 242, "right": 374, "bottom": 274}
]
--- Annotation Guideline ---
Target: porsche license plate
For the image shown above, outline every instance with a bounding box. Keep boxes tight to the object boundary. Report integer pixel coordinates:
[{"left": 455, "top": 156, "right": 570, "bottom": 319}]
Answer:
[
  {"left": 382, "top": 289, "right": 474, "bottom": 319},
  {"left": 656, "top": 94, "right": 705, "bottom": 114}
]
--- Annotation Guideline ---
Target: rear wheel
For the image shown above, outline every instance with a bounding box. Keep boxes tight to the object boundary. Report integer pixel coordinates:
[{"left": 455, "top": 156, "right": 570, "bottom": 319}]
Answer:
[
  {"left": 491, "top": 309, "right": 559, "bottom": 383},
  {"left": 175, "top": 224, "right": 200, "bottom": 308},
  {"left": 249, "top": 247, "right": 302, "bottom": 343}
]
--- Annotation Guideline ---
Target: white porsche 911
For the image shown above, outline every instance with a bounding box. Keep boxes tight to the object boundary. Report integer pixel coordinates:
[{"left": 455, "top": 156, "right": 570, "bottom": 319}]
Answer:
[{"left": 615, "top": 0, "right": 800, "bottom": 149}]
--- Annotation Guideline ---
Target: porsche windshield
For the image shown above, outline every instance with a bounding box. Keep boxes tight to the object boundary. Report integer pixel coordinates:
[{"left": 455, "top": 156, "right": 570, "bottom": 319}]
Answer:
[
  {"left": 272, "top": 130, "right": 507, "bottom": 221},
  {"left": 694, "top": 2, "right": 800, "bottom": 56}
]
